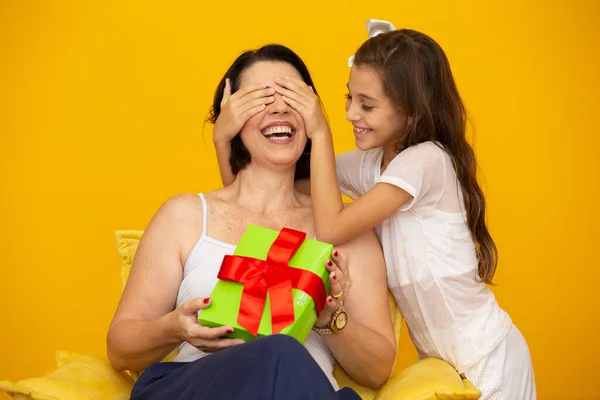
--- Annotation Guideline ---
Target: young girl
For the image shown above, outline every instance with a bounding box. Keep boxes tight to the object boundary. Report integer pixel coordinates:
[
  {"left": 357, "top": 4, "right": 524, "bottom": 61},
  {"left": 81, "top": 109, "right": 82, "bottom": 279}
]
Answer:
[
  {"left": 272, "top": 28, "right": 536, "bottom": 399},
  {"left": 213, "top": 28, "right": 536, "bottom": 399}
]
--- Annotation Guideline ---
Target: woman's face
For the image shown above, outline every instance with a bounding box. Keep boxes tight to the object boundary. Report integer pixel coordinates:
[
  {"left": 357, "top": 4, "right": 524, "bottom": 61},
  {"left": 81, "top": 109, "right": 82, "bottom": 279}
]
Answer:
[{"left": 238, "top": 61, "right": 308, "bottom": 173}]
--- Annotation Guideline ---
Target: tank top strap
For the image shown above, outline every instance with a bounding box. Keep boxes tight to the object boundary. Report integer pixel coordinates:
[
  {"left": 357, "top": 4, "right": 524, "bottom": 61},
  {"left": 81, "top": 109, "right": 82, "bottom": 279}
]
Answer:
[{"left": 197, "top": 193, "right": 208, "bottom": 240}]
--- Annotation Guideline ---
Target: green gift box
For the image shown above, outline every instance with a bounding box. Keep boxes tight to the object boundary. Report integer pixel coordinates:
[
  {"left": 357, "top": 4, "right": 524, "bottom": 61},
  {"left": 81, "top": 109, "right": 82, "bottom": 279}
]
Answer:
[{"left": 198, "top": 224, "right": 332, "bottom": 343}]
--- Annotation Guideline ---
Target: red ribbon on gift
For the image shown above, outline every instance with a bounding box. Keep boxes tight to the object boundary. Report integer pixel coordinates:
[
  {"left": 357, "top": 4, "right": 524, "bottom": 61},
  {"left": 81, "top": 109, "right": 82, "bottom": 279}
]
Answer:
[{"left": 217, "top": 228, "right": 328, "bottom": 337}]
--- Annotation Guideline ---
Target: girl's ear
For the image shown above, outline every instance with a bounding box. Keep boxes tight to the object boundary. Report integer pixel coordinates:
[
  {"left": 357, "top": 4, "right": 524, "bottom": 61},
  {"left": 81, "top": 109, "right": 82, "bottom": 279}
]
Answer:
[{"left": 407, "top": 115, "right": 415, "bottom": 127}]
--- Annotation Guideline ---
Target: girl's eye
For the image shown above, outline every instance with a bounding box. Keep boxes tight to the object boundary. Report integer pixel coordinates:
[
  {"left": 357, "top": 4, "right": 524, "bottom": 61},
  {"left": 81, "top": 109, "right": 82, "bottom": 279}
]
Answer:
[{"left": 346, "top": 93, "right": 373, "bottom": 111}]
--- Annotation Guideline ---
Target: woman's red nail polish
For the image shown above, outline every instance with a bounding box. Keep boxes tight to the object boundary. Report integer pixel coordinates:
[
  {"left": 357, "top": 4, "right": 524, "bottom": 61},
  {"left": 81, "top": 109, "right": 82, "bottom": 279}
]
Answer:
[
  {"left": 332, "top": 273, "right": 337, "bottom": 280},
  {"left": 203, "top": 298, "right": 210, "bottom": 304},
  {"left": 226, "top": 329, "right": 234, "bottom": 334},
  {"left": 326, "top": 260, "right": 333, "bottom": 267},
  {"left": 333, "top": 251, "right": 339, "bottom": 257},
  {"left": 328, "top": 297, "right": 333, "bottom": 303}
]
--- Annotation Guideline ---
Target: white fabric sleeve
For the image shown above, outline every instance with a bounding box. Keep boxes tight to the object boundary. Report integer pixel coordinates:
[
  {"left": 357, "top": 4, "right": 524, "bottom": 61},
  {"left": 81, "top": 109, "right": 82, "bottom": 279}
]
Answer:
[
  {"left": 335, "top": 150, "right": 365, "bottom": 200},
  {"left": 379, "top": 142, "right": 445, "bottom": 211}
]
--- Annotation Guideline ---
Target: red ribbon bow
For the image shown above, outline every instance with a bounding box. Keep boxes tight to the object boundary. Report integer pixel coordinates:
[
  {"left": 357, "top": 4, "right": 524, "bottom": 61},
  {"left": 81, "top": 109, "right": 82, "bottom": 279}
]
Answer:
[{"left": 217, "top": 228, "right": 328, "bottom": 337}]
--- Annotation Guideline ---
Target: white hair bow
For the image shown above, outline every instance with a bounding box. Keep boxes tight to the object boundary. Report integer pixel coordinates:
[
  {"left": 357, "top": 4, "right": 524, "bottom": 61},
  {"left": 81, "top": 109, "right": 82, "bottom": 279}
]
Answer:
[{"left": 348, "top": 19, "right": 397, "bottom": 67}]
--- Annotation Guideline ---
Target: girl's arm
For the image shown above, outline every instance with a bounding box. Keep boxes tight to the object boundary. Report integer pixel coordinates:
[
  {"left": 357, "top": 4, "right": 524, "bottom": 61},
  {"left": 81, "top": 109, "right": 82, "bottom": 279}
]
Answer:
[
  {"left": 214, "top": 139, "right": 235, "bottom": 187},
  {"left": 276, "top": 76, "right": 411, "bottom": 246},
  {"left": 213, "top": 78, "right": 276, "bottom": 187},
  {"left": 310, "top": 133, "right": 411, "bottom": 245}
]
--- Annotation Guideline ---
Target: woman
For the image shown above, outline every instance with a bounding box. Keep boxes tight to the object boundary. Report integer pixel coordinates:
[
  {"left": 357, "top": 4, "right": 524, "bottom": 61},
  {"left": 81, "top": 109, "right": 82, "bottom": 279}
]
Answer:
[{"left": 106, "top": 44, "right": 396, "bottom": 400}]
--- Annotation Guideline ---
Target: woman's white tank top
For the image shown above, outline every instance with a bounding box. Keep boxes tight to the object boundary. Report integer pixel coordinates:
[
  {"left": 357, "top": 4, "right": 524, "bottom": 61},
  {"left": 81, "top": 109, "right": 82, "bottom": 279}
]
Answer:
[{"left": 173, "top": 193, "right": 338, "bottom": 389}]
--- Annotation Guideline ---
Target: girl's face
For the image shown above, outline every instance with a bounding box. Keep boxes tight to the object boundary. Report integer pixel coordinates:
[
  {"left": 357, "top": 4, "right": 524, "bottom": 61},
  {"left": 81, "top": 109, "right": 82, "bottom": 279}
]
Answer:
[{"left": 345, "top": 65, "right": 409, "bottom": 152}]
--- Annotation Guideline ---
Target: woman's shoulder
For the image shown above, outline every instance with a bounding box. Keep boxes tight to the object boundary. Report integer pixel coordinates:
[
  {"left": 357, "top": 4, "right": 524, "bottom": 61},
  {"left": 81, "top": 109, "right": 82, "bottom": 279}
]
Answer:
[
  {"left": 160, "top": 192, "right": 203, "bottom": 213},
  {"left": 151, "top": 193, "right": 204, "bottom": 230},
  {"left": 142, "top": 193, "right": 204, "bottom": 257}
]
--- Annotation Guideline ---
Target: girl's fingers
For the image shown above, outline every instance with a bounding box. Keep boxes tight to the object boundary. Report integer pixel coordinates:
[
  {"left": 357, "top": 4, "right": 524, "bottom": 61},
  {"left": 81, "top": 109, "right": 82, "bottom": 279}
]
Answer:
[
  {"left": 238, "top": 87, "right": 276, "bottom": 105},
  {"left": 221, "top": 78, "right": 232, "bottom": 106},
  {"left": 239, "top": 96, "right": 275, "bottom": 114},
  {"left": 280, "top": 94, "right": 307, "bottom": 114},
  {"left": 229, "top": 83, "right": 268, "bottom": 102},
  {"left": 275, "top": 77, "right": 312, "bottom": 100},
  {"left": 274, "top": 84, "right": 311, "bottom": 107},
  {"left": 279, "top": 76, "right": 309, "bottom": 90},
  {"left": 241, "top": 103, "right": 268, "bottom": 120}
]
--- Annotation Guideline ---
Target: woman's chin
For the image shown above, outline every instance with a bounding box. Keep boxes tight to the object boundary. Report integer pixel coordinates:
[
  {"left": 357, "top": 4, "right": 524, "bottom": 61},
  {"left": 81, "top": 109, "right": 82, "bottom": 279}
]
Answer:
[
  {"left": 264, "top": 146, "right": 304, "bottom": 162},
  {"left": 270, "top": 157, "right": 303, "bottom": 169},
  {"left": 249, "top": 153, "right": 302, "bottom": 172}
]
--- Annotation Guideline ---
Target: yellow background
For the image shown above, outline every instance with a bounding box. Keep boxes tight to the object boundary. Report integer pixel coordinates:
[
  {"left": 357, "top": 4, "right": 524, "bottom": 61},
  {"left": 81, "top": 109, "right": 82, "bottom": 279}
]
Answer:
[{"left": 1, "top": 1, "right": 598, "bottom": 399}]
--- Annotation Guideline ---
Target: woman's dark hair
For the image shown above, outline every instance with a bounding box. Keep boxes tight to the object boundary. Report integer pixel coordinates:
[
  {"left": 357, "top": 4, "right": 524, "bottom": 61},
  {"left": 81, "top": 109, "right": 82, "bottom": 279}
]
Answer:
[
  {"left": 354, "top": 29, "right": 498, "bottom": 283},
  {"left": 207, "top": 44, "right": 317, "bottom": 181}
]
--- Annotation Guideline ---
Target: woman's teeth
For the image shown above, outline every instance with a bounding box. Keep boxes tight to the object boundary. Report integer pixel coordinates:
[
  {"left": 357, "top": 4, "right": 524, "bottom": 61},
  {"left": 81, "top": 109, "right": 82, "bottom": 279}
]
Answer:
[{"left": 262, "top": 126, "right": 295, "bottom": 140}]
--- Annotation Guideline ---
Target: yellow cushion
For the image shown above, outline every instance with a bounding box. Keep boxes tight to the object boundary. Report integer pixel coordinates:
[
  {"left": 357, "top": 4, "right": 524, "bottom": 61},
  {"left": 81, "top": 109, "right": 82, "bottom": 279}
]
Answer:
[
  {"left": 0, "top": 351, "right": 133, "bottom": 400},
  {"left": 115, "top": 230, "right": 143, "bottom": 292},
  {"left": 375, "top": 358, "right": 481, "bottom": 400}
]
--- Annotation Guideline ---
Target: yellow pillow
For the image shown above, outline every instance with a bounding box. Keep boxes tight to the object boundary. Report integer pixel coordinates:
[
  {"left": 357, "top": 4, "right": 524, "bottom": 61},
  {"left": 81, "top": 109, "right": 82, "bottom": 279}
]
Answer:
[
  {"left": 0, "top": 351, "right": 133, "bottom": 400},
  {"left": 115, "top": 230, "right": 143, "bottom": 292},
  {"left": 375, "top": 358, "right": 481, "bottom": 400}
]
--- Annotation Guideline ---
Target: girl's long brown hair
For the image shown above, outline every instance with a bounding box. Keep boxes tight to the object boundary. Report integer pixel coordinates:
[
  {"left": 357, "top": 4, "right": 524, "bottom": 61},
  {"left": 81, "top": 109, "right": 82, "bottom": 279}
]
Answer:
[{"left": 354, "top": 29, "right": 498, "bottom": 283}]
